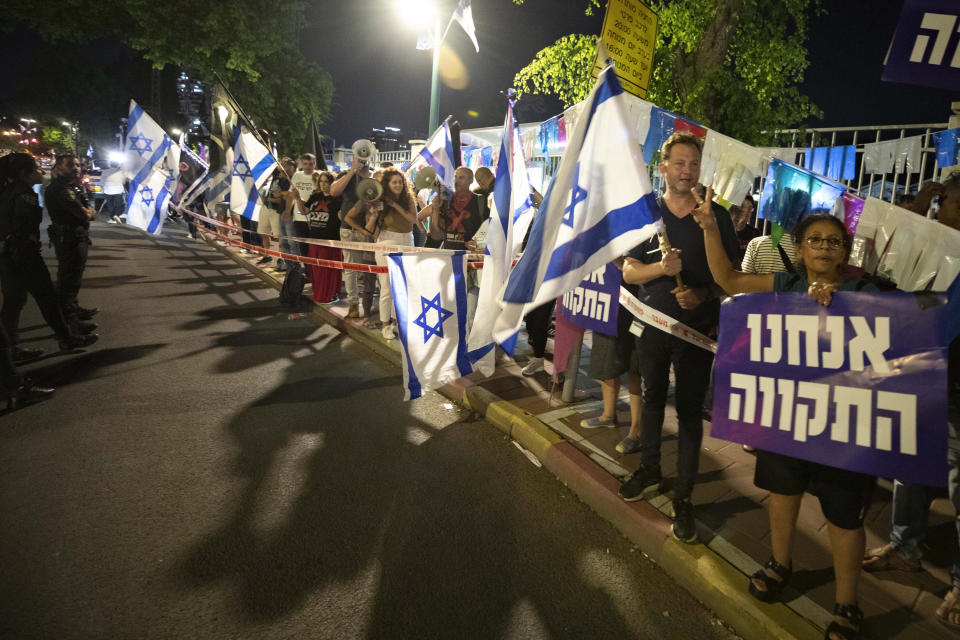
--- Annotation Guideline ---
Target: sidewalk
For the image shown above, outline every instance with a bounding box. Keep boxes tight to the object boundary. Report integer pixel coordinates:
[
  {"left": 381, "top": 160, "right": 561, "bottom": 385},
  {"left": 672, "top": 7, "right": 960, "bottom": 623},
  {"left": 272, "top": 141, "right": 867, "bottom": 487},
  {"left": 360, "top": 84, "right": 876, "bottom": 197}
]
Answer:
[{"left": 204, "top": 229, "right": 956, "bottom": 640}]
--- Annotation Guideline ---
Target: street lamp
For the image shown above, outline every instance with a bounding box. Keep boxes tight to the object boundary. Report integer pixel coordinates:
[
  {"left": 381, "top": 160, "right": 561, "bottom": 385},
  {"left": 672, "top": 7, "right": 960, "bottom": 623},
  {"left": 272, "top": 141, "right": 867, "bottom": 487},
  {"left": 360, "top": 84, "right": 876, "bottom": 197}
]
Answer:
[{"left": 395, "top": 0, "right": 442, "bottom": 134}]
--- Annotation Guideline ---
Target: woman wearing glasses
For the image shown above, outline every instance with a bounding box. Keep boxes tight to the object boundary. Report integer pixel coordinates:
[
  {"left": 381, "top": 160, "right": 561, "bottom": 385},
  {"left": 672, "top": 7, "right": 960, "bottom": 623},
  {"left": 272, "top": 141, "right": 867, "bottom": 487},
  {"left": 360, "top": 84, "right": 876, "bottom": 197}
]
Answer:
[{"left": 692, "top": 185, "right": 876, "bottom": 640}]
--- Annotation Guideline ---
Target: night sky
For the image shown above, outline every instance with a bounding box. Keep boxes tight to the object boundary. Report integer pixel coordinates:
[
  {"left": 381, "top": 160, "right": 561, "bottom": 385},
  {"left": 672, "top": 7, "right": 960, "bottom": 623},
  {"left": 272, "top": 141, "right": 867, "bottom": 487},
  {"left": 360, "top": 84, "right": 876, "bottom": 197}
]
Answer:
[
  {"left": 307, "top": 0, "right": 957, "bottom": 146},
  {"left": 1, "top": 0, "right": 956, "bottom": 151}
]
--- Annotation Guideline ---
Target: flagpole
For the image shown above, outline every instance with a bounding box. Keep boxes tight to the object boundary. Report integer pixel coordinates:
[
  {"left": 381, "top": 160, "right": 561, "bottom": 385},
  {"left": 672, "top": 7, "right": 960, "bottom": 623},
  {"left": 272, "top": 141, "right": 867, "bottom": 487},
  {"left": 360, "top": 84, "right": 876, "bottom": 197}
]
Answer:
[
  {"left": 212, "top": 73, "right": 283, "bottom": 171},
  {"left": 428, "top": 16, "right": 442, "bottom": 134}
]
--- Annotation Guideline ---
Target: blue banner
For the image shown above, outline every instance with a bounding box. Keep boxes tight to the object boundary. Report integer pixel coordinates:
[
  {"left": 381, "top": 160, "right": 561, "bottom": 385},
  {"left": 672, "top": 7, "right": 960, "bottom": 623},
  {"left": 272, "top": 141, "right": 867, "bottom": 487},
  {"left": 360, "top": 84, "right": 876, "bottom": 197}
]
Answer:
[
  {"left": 558, "top": 263, "right": 621, "bottom": 336},
  {"left": 882, "top": 0, "right": 960, "bottom": 92},
  {"left": 712, "top": 291, "right": 949, "bottom": 487}
]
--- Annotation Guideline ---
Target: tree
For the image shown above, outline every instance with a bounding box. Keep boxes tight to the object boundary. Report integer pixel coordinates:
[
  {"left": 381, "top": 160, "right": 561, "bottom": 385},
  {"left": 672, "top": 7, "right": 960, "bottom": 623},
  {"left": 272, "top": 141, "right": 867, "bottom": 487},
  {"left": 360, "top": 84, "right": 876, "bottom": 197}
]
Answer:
[
  {"left": 512, "top": 0, "right": 821, "bottom": 145},
  {"left": 6, "top": 0, "right": 333, "bottom": 152},
  {"left": 41, "top": 127, "right": 74, "bottom": 155}
]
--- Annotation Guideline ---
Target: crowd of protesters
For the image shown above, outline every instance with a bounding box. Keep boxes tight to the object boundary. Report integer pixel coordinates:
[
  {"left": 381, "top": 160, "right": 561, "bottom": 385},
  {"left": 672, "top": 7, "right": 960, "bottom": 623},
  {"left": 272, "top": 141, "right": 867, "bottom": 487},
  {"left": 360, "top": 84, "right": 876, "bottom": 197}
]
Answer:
[{"left": 7, "top": 124, "right": 959, "bottom": 639}]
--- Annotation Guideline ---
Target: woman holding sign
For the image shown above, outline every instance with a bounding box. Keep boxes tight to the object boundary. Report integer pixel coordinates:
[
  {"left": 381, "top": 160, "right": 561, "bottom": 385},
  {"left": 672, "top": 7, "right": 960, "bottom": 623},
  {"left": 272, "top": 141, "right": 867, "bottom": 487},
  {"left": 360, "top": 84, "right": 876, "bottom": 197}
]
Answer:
[{"left": 692, "top": 185, "right": 877, "bottom": 640}]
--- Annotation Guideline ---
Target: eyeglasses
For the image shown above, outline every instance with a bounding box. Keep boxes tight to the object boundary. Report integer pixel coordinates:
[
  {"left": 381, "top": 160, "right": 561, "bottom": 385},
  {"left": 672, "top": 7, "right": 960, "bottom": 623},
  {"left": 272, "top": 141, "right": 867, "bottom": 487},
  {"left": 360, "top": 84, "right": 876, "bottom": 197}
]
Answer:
[{"left": 804, "top": 236, "right": 844, "bottom": 250}]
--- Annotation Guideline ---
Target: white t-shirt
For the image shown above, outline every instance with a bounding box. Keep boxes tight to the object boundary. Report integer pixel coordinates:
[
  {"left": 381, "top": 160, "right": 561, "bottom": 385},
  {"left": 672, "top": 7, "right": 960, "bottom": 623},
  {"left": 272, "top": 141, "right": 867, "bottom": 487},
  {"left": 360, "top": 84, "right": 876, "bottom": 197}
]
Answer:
[
  {"left": 290, "top": 171, "right": 315, "bottom": 221},
  {"left": 102, "top": 167, "right": 125, "bottom": 195}
]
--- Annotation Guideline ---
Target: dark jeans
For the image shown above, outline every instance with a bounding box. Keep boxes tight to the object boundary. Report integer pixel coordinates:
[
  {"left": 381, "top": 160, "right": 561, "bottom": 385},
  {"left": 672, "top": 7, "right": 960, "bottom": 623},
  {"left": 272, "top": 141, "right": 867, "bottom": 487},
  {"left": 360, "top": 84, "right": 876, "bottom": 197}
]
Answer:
[
  {"left": 635, "top": 327, "right": 714, "bottom": 501},
  {"left": 0, "top": 323, "right": 23, "bottom": 390},
  {"left": 524, "top": 300, "right": 554, "bottom": 358},
  {"left": 102, "top": 193, "right": 125, "bottom": 220},
  {"left": 240, "top": 215, "right": 259, "bottom": 246},
  {"left": 0, "top": 244, "right": 72, "bottom": 343}
]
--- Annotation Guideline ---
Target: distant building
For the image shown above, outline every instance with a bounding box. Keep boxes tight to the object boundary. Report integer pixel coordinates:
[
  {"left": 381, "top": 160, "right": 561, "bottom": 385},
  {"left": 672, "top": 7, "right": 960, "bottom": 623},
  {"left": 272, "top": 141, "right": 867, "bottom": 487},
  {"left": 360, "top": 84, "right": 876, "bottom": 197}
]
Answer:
[{"left": 370, "top": 126, "right": 408, "bottom": 153}]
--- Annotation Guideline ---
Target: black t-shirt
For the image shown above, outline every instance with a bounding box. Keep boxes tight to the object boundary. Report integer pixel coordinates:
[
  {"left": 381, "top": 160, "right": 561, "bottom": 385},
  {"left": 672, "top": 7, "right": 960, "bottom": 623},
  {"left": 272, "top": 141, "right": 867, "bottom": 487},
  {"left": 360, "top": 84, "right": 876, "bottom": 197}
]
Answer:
[
  {"left": 304, "top": 192, "right": 342, "bottom": 240},
  {"left": 626, "top": 197, "right": 740, "bottom": 332},
  {"left": 438, "top": 192, "right": 484, "bottom": 250},
  {"left": 340, "top": 174, "right": 362, "bottom": 229}
]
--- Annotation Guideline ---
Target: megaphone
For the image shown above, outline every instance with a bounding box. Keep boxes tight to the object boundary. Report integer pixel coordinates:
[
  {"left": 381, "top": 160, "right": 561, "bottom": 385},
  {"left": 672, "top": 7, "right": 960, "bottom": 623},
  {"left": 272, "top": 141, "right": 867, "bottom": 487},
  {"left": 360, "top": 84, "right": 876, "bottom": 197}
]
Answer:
[
  {"left": 351, "top": 139, "right": 377, "bottom": 166},
  {"left": 357, "top": 178, "right": 383, "bottom": 202},
  {"left": 413, "top": 166, "right": 437, "bottom": 191}
]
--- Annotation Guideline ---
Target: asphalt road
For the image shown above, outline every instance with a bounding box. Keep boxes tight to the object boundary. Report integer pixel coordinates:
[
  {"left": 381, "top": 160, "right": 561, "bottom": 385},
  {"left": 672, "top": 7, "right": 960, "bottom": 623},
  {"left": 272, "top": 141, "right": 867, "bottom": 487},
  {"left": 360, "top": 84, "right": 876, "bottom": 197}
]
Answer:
[{"left": 0, "top": 222, "right": 739, "bottom": 640}]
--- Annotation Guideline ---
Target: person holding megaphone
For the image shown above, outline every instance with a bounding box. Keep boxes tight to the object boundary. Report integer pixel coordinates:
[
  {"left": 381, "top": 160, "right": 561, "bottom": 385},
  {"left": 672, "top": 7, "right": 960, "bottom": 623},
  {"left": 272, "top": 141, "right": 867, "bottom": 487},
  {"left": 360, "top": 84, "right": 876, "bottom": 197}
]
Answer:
[{"left": 344, "top": 167, "right": 417, "bottom": 340}]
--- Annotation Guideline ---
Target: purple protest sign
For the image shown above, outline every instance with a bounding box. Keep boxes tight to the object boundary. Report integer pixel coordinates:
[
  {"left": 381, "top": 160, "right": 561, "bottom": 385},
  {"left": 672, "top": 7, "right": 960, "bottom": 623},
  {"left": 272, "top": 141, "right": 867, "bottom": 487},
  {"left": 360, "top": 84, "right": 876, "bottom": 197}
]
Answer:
[
  {"left": 558, "top": 262, "right": 620, "bottom": 336},
  {"left": 882, "top": 0, "right": 960, "bottom": 92},
  {"left": 712, "top": 291, "right": 949, "bottom": 487},
  {"left": 840, "top": 193, "right": 865, "bottom": 237}
]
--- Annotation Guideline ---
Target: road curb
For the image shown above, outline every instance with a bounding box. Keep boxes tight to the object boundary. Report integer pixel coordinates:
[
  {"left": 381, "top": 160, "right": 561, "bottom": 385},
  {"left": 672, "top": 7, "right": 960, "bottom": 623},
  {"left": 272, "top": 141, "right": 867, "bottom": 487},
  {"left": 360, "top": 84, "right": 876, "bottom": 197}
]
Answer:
[{"left": 206, "top": 234, "right": 825, "bottom": 640}]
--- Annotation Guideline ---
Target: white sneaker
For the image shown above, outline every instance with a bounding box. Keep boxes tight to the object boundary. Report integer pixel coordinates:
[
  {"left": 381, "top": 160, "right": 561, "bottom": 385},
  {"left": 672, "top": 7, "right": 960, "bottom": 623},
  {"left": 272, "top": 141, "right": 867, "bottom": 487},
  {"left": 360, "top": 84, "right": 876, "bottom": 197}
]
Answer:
[
  {"left": 381, "top": 324, "right": 397, "bottom": 340},
  {"left": 521, "top": 357, "right": 544, "bottom": 376}
]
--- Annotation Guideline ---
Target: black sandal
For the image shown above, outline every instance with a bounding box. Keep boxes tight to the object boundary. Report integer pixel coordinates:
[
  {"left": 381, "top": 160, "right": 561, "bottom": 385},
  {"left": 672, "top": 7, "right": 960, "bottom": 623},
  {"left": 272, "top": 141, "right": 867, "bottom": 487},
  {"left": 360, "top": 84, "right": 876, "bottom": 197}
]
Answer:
[
  {"left": 748, "top": 556, "right": 792, "bottom": 603},
  {"left": 824, "top": 602, "right": 863, "bottom": 640}
]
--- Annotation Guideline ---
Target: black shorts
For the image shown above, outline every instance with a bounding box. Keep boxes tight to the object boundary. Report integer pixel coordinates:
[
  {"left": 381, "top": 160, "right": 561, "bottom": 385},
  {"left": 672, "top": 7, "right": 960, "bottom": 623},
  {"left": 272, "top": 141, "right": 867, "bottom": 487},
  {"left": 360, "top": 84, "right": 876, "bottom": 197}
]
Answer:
[
  {"left": 754, "top": 450, "right": 876, "bottom": 530},
  {"left": 588, "top": 311, "right": 636, "bottom": 381}
]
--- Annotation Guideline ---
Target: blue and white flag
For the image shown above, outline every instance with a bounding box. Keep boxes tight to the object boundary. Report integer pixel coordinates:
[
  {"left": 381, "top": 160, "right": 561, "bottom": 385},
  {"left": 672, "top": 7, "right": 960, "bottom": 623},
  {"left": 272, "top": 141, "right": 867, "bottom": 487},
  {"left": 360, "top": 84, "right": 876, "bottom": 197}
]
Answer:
[
  {"left": 123, "top": 100, "right": 180, "bottom": 235},
  {"left": 126, "top": 165, "right": 174, "bottom": 235},
  {"left": 203, "top": 165, "right": 232, "bottom": 215},
  {"left": 451, "top": 0, "right": 479, "bottom": 52},
  {"left": 415, "top": 120, "right": 457, "bottom": 190},
  {"left": 467, "top": 103, "right": 535, "bottom": 375},
  {"left": 230, "top": 126, "right": 276, "bottom": 221},
  {"left": 492, "top": 67, "right": 663, "bottom": 343},
  {"left": 388, "top": 251, "right": 473, "bottom": 400},
  {"left": 124, "top": 100, "right": 179, "bottom": 182}
]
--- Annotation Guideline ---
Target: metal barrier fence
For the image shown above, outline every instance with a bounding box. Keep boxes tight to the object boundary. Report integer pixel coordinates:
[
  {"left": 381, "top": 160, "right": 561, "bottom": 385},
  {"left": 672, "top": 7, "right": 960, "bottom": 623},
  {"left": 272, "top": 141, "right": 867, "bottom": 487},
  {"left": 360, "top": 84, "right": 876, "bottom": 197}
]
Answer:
[{"left": 764, "top": 123, "right": 950, "bottom": 204}]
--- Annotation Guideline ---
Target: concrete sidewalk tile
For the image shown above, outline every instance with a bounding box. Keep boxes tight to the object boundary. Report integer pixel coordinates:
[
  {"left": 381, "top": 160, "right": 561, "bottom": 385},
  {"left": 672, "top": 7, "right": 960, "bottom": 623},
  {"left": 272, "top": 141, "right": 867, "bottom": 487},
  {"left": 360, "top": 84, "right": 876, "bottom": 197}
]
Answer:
[
  {"left": 546, "top": 417, "right": 587, "bottom": 443},
  {"left": 912, "top": 591, "right": 959, "bottom": 640},
  {"left": 503, "top": 393, "right": 555, "bottom": 415},
  {"left": 542, "top": 442, "right": 672, "bottom": 563},
  {"left": 659, "top": 539, "right": 823, "bottom": 640}
]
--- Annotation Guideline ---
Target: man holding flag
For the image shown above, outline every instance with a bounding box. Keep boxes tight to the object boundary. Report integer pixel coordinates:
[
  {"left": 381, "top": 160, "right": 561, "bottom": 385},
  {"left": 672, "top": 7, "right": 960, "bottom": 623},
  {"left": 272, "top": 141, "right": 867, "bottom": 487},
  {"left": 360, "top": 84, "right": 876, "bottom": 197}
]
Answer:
[{"left": 618, "top": 131, "right": 739, "bottom": 543}]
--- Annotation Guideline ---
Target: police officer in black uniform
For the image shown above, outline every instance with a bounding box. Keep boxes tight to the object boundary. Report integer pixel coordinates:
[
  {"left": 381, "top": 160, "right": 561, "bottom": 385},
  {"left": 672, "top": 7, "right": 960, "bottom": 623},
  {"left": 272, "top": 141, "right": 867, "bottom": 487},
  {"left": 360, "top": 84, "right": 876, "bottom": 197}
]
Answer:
[
  {"left": 45, "top": 154, "right": 99, "bottom": 334},
  {"left": 0, "top": 153, "right": 96, "bottom": 357}
]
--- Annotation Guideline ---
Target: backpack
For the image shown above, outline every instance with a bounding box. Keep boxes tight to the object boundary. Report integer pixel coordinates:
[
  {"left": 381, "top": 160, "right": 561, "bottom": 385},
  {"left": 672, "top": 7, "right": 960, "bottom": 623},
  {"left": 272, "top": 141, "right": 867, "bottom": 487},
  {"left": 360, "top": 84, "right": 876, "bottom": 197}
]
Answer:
[{"left": 279, "top": 267, "right": 306, "bottom": 306}]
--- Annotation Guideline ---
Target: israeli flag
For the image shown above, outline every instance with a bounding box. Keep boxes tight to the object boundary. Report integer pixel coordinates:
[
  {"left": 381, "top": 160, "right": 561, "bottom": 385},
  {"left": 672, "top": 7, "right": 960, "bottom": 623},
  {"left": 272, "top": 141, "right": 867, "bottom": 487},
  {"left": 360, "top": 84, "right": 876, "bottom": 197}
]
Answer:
[
  {"left": 124, "top": 100, "right": 179, "bottom": 182},
  {"left": 388, "top": 251, "right": 473, "bottom": 400},
  {"left": 451, "top": 0, "right": 479, "bottom": 52},
  {"left": 467, "top": 103, "right": 535, "bottom": 375},
  {"left": 416, "top": 120, "right": 457, "bottom": 189},
  {"left": 492, "top": 67, "right": 663, "bottom": 343},
  {"left": 126, "top": 165, "right": 174, "bottom": 235},
  {"left": 230, "top": 126, "right": 276, "bottom": 221}
]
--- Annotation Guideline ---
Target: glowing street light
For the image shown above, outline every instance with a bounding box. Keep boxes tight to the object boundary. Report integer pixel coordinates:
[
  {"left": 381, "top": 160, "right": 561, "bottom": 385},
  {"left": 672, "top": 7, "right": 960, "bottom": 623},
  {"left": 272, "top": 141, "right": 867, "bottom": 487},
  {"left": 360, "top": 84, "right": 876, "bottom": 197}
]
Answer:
[
  {"left": 171, "top": 128, "right": 182, "bottom": 136},
  {"left": 395, "top": 0, "right": 435, "bottom": 27},
  {"left": 395, "top": 0, "right": 443, "bottom": 133}
]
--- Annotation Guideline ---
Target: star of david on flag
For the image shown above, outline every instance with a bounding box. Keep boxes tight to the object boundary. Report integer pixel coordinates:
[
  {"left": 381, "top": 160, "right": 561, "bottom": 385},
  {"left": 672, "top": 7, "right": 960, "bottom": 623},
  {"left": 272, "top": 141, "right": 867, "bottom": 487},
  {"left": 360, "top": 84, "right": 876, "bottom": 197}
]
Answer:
[
  {"left": 230, "top": 125, "right": 277, "bottom": 221},
  {"left": 388, "top": 251, "right": 472, "bottom": 400},
  {"left": 493, "top": 66, "right": 663, "bottom": 344},
  {"left": 233, "top": 154, "right": 254, "bottom": 180},
  {"left": 563, "top": 164, "right": 588, "bottom": 227},
  {"left": 128, "top": 133, "right": 154, "bottom": 157},
  {"left": 413, "top": 293, "right": 454, "bottom": 342},
  {"left": 139, "top": 185, "right": 154, "bottom": 207}
]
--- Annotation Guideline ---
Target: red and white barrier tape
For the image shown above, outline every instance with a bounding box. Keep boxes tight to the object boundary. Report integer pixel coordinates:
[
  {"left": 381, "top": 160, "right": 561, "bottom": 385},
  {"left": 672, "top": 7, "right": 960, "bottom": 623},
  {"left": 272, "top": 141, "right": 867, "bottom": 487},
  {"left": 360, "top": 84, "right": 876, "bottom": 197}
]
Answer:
[
  {"left": 618, "top": 286, "right": 718, "bottom": 353},
  {"left": 195, "top": 218, "right": 488, "bottom": 272},
  {"left": 181, "top": 208, "right": 487, "bottom": 261}
]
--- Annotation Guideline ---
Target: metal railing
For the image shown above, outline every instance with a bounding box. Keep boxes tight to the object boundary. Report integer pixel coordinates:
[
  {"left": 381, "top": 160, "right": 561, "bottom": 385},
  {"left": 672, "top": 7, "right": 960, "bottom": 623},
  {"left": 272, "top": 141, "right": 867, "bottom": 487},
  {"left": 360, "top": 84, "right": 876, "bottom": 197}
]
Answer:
[{"left": 765, "top": 123, "right": 950, "bottom": 204}]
